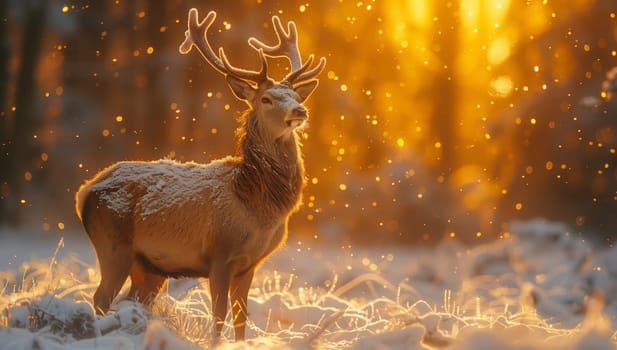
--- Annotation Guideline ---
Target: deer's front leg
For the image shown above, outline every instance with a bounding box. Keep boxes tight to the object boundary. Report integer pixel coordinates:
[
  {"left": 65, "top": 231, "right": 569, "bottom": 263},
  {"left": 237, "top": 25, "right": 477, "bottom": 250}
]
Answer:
[
  {"left": 209, "top": 259, "right": 231, "bottom": 340},
  {"left": 230, "top": 267, "right": 255, "bottom": 341}
]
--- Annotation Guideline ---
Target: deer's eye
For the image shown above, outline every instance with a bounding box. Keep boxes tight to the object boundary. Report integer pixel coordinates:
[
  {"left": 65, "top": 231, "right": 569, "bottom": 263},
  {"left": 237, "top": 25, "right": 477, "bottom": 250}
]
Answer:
[{"left": 261, "top": 97, "right": 272, "bottom": 104}]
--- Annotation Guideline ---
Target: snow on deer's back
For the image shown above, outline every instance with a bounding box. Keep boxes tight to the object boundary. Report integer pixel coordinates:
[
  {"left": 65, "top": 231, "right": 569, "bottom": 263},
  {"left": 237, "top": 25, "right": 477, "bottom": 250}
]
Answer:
[{"left": 76, "top": 158, "right": 234, "bottom": 220}]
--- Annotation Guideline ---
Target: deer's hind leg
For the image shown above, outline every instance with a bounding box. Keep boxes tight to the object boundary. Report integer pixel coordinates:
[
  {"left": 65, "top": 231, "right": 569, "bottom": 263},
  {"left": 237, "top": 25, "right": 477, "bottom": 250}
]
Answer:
[
  {"left": 91, "top": 243, "right": 132, "bottom": 315},
  {"left": 128, "top": 258, "right": 167, "bottom": 306},
  {"left": 82, "top": 194, "right": 133, "bottom": 315},
  {"left": 87, "top": 232, "right": 132, "bottom": 314}
]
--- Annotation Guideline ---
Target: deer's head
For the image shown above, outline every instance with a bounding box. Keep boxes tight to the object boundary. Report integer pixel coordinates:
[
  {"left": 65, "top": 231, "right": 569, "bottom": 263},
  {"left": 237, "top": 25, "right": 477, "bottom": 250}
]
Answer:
[{"left": 179, "top": 9, "right": 326, "bottom": 140}]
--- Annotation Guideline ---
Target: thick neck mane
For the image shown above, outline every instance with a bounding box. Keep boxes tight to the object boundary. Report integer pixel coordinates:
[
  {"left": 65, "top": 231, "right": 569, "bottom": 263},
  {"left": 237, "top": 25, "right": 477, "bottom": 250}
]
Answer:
[{"left": 233, "top": 110, "right": 305, "bottom": 219}]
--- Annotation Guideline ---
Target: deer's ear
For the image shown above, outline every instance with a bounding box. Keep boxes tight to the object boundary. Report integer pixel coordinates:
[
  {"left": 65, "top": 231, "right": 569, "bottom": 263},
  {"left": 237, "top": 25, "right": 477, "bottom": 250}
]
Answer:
[
  {"left": 294, "top": 80, "right": 318, "bottom": 103},
  {"left": 226, "top": 75, "right": 256, "bottom": 102}
]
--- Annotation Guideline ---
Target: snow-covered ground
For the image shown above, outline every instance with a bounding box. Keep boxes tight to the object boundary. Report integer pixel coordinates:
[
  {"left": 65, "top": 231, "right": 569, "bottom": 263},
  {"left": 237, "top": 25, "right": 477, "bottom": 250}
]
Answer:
[{"left": 1, "top": 219, "right": 617, "bottom": 349}]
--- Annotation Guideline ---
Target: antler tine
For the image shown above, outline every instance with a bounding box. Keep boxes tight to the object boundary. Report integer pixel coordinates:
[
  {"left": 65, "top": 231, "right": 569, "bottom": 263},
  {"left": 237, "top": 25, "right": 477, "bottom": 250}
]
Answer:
[
  {"left": 296, "top": 56, "right": 327, "bottom": 83},
  {"left": 248, "top": 16, "right": 302, "bottom": 72},
  {"left": 283, "top": 55, "right": 314, "bottom": 84},
  {"left": 179, "top": 8, "right": 269, "bottom": 85},
  {"left": 284, "top": 55, "right": 327, "bottom": 86},
  {"left": 219, "top": 47, "right": 269, "bottom": 85},
  {"left": 179, "top": 9, "right": 226, "bottom": 74}
]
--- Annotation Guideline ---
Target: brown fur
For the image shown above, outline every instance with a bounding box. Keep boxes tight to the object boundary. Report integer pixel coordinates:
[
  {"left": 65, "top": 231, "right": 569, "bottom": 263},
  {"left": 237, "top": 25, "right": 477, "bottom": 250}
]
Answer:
[
  {"left": 76, "top": 8, "right": 324, "bottom": 342},
  {"left": 76, "top": 86, "right": 313, "bottom": 342},
  {"left": 234, "top": 109, "right": 305, "bottom": 220}
]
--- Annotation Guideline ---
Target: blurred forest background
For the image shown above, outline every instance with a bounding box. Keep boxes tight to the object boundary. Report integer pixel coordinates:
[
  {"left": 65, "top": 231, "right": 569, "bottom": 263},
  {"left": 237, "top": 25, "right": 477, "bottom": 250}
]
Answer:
[{"left": 2, "top": 0, "right": 617, "bottom": 245}]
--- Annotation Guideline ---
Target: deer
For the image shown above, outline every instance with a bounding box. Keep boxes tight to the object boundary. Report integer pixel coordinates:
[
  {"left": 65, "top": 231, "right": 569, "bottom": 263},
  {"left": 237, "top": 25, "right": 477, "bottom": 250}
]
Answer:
[{"left": 74, "top": 8, "right": 325, "bottom": 341}]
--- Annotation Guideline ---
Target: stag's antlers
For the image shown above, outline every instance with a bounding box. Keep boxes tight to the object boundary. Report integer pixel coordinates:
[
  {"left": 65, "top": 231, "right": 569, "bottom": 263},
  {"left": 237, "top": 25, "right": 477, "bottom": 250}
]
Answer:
[
  {"left": 249, "top": 16, "right": 326, "bottom": 86},
  {"left": 248, "top": 16, "right": 302, "bottom": 71},
  {"left": 179, "top": 9, "right": 325, "bottom": 88},
  {"left": 179, "top": 9, "right": 269, "bottom": 86}
]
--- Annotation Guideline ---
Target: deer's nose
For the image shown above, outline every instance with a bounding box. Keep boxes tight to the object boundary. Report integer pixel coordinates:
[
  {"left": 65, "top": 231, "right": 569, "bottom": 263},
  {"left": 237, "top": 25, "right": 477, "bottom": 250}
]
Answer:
[{"left": 292, "top": 106, "right": 307, "bottom": 118}]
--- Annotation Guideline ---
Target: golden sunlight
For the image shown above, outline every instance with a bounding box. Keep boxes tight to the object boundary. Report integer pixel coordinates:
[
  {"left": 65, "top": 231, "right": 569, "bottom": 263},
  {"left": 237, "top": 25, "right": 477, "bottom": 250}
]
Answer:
[
  {"left": 490, "top": 75, "right": 513, "bottom": 97},
  {"left": 2, "top": 1, "right": 617, "bottom": 348}
]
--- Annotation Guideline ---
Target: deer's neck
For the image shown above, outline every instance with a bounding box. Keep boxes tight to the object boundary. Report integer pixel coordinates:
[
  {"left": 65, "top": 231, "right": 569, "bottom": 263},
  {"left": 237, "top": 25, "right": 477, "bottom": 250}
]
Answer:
[{"left": 233, "top": 113, "right": 305, "bottom": 218}]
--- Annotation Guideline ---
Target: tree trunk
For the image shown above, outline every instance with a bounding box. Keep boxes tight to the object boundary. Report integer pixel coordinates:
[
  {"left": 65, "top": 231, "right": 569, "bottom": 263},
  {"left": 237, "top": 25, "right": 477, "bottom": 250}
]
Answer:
[
  {"left": 0, "top": 3, "right": 46, "bottom": 225},
  {"left": 0, "top": 0, "right": 11, "bottom": 220}
]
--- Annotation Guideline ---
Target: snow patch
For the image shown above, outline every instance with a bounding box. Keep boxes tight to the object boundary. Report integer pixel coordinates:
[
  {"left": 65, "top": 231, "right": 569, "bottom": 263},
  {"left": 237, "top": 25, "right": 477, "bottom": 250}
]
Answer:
[{"left": 1, "top": 220, "right": 617, "bottom": 349}]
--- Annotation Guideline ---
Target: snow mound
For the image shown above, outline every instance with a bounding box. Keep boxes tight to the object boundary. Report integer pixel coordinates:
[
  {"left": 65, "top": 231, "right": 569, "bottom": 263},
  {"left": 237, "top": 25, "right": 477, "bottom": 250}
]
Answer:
[{"left": 1, "top": 219, "right": 617, "bottom": 349}]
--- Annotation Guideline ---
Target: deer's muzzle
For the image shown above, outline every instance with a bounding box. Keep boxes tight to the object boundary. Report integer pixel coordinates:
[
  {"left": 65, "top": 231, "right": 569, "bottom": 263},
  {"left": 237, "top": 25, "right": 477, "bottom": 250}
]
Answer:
[
  {"left": 292, "top": 106, "right": 307, "bottom": 118},
  {"left": 286, "top": 107, "right": 308, "bottom": 128}
]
